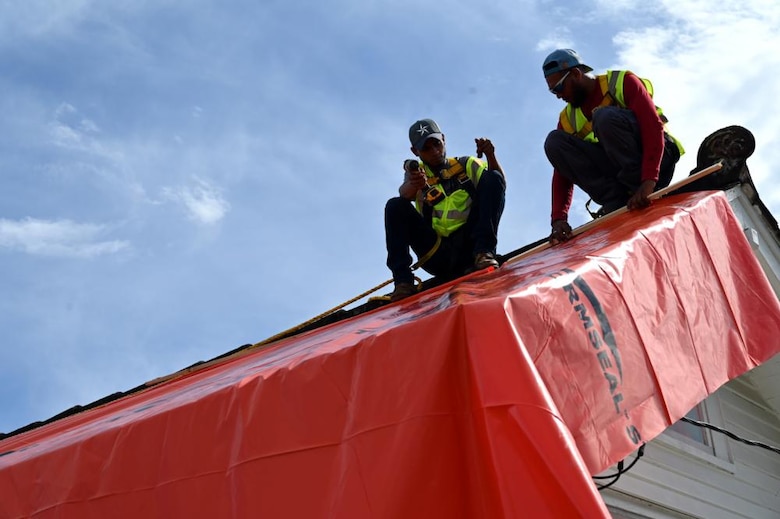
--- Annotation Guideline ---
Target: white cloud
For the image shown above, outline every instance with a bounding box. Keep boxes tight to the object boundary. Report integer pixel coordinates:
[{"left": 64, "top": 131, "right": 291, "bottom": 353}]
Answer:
[
  {"left": 604, "top": 0, "right": 780, "bottom": 214},
  {"left": 162, "top": 178, "right": 230, "bottom": 225},
  {"left": 0, "top": 218, "right": 129, "bottom": 258},
  {"left": 536, "top": 36, "right": 574, "bottom": 53},
  {"left": 47, "top": 102, "right": 122, "bottom": 164}
]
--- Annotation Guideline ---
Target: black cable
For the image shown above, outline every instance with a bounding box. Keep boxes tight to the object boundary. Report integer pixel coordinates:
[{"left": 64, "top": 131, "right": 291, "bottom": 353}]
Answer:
[
  {"left": 594, "top": 416, "right": 780, "bottom": 492},
  {"left": 681, "top": 416, "right": 780, "bottom": 455},
  {"left": 594, "top": 444, "right": 645, "bottom": 490}
]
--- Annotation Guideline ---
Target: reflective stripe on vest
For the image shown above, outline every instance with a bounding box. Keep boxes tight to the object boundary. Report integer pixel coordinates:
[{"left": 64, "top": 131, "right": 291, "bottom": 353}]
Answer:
[
  {"left": 415, "top": 156, "right": 486, "bottom": 237},
  {"left": 558, "top": 70, "right": 684, "bottom": 156}
]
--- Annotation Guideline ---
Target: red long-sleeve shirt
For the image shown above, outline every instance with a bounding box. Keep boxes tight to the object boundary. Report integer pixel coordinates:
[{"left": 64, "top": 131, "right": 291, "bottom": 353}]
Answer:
[{"left": 551, "top": 72, "right": 666, "bottom": 222}]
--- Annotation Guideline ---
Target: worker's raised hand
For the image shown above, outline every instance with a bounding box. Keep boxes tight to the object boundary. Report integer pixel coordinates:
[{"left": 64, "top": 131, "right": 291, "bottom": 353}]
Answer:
[
  {"left": 474, "top": 138, "right": 495, "bottom": 159},
  {"left": 627, "top": 180, "right": 656, "bottom": 210},
  {"left": 550, "top": 219, "right": 573, "bottom": 244}
]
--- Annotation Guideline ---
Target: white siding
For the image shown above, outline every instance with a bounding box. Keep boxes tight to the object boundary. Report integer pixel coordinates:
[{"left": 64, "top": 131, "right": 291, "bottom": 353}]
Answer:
[{"left": 601, "top": 384, "right": 780, "bottom": 518}]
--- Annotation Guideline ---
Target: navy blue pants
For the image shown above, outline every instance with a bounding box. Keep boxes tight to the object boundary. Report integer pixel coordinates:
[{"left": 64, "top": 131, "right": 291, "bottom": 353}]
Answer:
[
  {"left": 544, "top": 106, "right": 680, "bottom": 211},
  {"left": 384, "top": 169, "right": 505, "bottom": 284}
]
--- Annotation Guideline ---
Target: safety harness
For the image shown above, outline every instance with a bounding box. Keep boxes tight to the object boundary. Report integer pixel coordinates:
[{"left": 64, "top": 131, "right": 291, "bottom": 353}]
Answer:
[
  {"left": 559, "top": 71, "right": 682, "bottom": 156},
  {"left": 420, "top": 158, "right": 477, "bottom": 225}
]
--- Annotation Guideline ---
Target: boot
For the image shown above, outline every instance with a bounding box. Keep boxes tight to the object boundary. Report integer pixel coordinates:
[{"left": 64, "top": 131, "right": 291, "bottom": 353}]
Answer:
[
  {"left": 390, "top": 282, "right": 418, "bottom": 302},
  {"left": 474, "top": 252, "right": 499, "bottom": 270}
]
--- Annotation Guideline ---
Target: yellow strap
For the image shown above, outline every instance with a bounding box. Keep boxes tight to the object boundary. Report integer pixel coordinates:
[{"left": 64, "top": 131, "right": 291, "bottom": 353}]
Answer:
[
  {"left": 412, "top": 234, "right": 441, "bottom": 269},
  {"left": 440, "top": 161, "right": 464, "bottom": 180}
]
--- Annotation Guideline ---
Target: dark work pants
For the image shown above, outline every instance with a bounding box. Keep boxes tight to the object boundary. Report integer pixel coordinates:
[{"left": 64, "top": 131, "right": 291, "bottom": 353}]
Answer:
[
  {"left": 544, "top": 106, "right": 680, "bottom": 211},
  {"left": 384, "top": 169, "right": 505, "bottom": 284}
]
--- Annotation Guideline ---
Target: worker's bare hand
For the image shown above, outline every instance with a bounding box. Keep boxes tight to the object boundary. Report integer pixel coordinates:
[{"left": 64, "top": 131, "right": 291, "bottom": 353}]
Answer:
[
  {"left": 474, "top": 138, "right": 495, "bottom": 159},
  {"left": 550, "top": 219, "right": 573, "bottom": 244},
  {"left": 627, "top": 180, "right": 656, "bottom": 210}
]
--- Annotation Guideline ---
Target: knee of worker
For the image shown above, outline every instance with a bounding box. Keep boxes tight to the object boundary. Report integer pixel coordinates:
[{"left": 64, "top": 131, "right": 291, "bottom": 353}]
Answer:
[
  {"left": 479, "top": 169, "right": 506, "bottom": 193},
  {"left": 385, "top": 196, "right": 412, "bottom": 217},
  {"left": 592, "top": 106, "right": 635, "bottom": 140},
  {"left": 592, "top": 106, "right": 622, "bottom": 127},
  {"left": 544, "top": 129, "right": 570, "bottom": 163}
]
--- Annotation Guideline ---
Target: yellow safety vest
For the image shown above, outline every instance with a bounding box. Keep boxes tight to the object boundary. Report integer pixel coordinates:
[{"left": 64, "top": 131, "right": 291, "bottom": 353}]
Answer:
[
  {"left": 415, "top": 156, "right": 486, "bottom": 237},
  {"left": 558, "top": 70, "right": 684, "bottom": 156}
]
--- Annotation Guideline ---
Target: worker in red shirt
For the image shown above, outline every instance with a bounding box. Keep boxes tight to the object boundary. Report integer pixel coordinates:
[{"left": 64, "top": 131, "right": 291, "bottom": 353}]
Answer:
[{"left": 541, "top": 49, "right": 684, "bottom": 244}]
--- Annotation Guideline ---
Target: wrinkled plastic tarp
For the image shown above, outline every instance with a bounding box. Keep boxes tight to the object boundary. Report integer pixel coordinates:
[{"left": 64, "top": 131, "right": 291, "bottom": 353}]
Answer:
[{"left": 1, "top": 191, "right": 779, "bottom": 518}]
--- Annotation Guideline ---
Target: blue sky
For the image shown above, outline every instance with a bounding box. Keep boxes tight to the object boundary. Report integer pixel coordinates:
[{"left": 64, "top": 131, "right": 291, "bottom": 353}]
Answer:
[{"left": 1, "top": 0, "right": 778, "bottom": 434}]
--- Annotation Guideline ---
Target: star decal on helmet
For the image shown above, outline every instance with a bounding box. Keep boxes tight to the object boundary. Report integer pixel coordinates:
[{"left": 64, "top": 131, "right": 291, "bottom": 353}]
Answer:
[{"left": 416, "top": 124, "right": 430, "bottom": 136}]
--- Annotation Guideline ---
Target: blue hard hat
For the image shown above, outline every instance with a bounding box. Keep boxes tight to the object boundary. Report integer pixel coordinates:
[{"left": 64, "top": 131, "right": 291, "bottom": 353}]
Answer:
[{"left": 542, "top": 49, "right": 593, "bottom": 77}]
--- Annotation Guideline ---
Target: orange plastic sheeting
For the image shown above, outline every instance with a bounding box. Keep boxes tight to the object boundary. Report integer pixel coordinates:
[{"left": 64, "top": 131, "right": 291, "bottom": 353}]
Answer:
[{"left": 1, "top": 191, "right": 779, "bottom": 519}]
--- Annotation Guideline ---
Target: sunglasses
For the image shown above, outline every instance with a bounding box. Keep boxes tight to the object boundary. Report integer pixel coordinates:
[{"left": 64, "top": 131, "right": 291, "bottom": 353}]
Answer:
[{"left": 549, "top": 70, "right": 571, "bottom": 94}]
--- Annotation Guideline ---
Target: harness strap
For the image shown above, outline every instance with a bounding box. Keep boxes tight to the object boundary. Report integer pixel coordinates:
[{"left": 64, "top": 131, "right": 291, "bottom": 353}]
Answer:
[
  {"left": 566, "top": 75, "right": 616, "bottom": 139},
  {"left": 412, "top": 234, "right": 441, "bottom": 269},
  {"left": 422, "top": 158, "right": 477, "bottom": 223},
  {"left": 440, "top": 171, "right": 476, "bottom": 198}
]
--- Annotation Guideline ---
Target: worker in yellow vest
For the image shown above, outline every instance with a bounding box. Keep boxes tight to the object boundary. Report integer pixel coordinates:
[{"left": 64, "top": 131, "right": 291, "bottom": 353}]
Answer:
[
  {"left": 384, "top": 118, "right": 506, "bottom": 302},
  {"left": 541, "top": 49, "right": 684, "bottom": 244}
]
